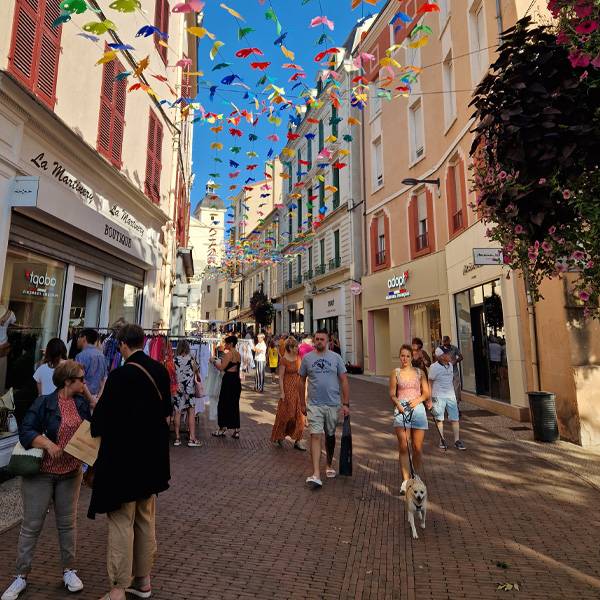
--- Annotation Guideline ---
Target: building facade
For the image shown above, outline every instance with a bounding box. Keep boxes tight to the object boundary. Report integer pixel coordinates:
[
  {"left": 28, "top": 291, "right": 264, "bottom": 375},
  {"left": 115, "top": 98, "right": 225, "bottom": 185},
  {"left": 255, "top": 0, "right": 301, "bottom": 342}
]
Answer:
[{"left": 0, "top": 0, "right": 197, "bottom": 463}]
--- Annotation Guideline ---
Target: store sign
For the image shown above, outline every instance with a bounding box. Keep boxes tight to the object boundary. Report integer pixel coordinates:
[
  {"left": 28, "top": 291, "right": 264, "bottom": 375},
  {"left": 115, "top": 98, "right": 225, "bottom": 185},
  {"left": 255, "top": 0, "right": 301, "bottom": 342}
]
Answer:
[
  {"left": 10, "top": 177, "right": 39, "bottom": 206},
  {"left": 29, "top": 151, "right": 146, "bottom": 238},
  {"left": 463, "top": 262, "right": 483, "bottom": 276},
  {"left": 473, "top": 248, "right": 503, "bottom": 265},
  {"left": 386, "top": 271, "right": 410, "bottom": 300},
  {"left": 314, "top": 288, "right": 343, "bottom": 319},
  {"left": 11, "top": 262, "right": 64, "bottom": 301},
  {"left": 350, "top": 281, "right": 362, "bottom": 296}
]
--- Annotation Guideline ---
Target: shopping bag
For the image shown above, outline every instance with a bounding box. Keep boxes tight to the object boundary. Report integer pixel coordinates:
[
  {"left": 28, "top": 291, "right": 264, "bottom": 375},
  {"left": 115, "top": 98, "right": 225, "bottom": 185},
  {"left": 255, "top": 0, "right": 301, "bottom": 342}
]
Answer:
[
  {"left": 339, "top": 415, "right": 352, "bottom": 477},
  {"left": 64, "top": 420, "right": 100, "bottom": 466},
  {"left": 8, "top": 442, "right": 43, "bottom": 476}
]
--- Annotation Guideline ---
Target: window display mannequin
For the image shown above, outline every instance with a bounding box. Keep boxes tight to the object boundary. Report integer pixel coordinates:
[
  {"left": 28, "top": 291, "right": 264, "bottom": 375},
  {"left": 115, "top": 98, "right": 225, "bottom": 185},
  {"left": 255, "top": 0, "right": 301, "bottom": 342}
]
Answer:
[{"left": 0, "top": 305, "right": 16, "bottom": 393}]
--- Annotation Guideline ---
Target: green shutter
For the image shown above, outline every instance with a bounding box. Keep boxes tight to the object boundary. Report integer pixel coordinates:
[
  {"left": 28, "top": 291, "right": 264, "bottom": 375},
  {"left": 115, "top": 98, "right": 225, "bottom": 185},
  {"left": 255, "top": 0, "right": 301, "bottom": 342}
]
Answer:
[
  {"left": 297, "top": 196, "right": 303, "bottom": 230},
  {"left": 333, "top": 168, "right": 340, "bottom": 209},
  {"left": 297, "top": 149, "right": 302, "bottom": 182},
  {"left": 287, "top": 162, "right": 292, "bottom": 192},
  {"left": 334, "top": 229, "right": 340, "bottom": 262},
  {"left": 332, "top": 106, "right": 338, "bottom": 137},
  {"left": 319, "top": 180, "right": 325, "bottom": 209},
  {"left": 318, "top": 120, "right": 324, "bottom": 151},
  {"left": 307, "top": 139, "right": 312, "bottom": 169}
]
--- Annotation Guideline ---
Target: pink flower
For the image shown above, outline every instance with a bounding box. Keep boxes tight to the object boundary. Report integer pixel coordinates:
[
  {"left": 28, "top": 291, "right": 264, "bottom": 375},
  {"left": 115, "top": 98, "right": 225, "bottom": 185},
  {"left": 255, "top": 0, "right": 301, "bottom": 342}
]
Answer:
[
  {"left": 556, "top": 262, "right": 568, "bottom": 273},
  {"left": 575, "top": 4, "right": 594, "bottom": 19},
  {"left": 538, "top": 178, "right": 547, "bottom": 185},
  {"left": 572, "top": 250, "right": 586, "bottom": 260},
  {"left": 562, "top": 189, "right": 572, "bottom": 199},
  {"left": 578, "top": 290, "right": 590, "bottom": 302},
  {"left": 514, "top": 224, "right": 524, "bottom": 234},
  {"left": 505, "top": 242, "right": 515, "bottom": 253},
  {"left": 498, "top": 170, "right": 507, "bottom": 180},
  {"left": 575, "top": 20, "right": 599, "bottom": 35},
  {"left": 556, "top": 32, "right": 570, "bottom": 45},
  {"left": 548, "top": 225, "right": 557, "bottom": 235},
  {"left": 586, "top": 260, "right": 595, "bottom": 268},
  {"left": 569, "top": 50, "right": 592, "bottom": 67},
  {"left": 592, "top": 54, "right": 600, "bottom": 68},
  {"left": 542, "top": 241, "right": 552, "bottom": 252}
]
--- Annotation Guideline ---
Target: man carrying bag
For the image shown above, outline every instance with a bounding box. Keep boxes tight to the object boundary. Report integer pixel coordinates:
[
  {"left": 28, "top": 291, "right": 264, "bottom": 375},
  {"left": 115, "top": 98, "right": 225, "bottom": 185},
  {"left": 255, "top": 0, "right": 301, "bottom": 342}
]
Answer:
[
  {"left": 88, "top": 324, "right": 172, "bottom": 600},
  {"left": 339, "top": 416, "right": 352, "bottom": 476}
]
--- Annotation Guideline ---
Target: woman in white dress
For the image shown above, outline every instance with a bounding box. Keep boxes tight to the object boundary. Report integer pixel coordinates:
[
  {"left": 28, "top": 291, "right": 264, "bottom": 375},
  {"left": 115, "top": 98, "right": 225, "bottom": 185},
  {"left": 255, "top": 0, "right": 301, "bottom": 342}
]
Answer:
[{"left": 33, "top": 338, "right": 67, "bottom": 396}]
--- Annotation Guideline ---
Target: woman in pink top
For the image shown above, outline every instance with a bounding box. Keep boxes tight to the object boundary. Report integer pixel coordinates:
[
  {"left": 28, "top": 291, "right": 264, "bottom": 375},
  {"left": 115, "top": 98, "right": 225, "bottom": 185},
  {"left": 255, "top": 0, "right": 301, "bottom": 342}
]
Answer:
[
  {"left": 389, "top": 344, "right": 430, "bottom": 495},
  {"left": 298, "top": 336, "right": 313, "bottom": 359}
]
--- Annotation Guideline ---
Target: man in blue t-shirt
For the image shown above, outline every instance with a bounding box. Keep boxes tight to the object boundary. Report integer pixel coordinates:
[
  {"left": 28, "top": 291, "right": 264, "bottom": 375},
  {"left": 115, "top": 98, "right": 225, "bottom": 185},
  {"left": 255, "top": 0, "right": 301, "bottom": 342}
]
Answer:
[
  {"left": 76, "top": 328, "right": 108, "bottom": 399},
  {"left": 299, "top": 329, "right": 350, "bottom": 488}
]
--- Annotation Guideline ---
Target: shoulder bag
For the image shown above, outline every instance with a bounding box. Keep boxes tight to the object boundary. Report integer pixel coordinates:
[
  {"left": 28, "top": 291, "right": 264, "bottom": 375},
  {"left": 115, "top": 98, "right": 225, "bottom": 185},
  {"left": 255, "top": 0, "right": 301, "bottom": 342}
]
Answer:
[{"left": 8, "top": 442, "right": 43, "bottom": 476}]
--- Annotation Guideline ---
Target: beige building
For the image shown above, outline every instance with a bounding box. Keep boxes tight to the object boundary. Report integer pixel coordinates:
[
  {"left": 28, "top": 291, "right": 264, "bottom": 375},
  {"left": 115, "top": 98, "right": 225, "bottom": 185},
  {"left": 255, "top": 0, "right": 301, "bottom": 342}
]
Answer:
[
  {"left": 0, "top": 0, "right": 197, "bottom": 462},
  {"left": 355, "top": 0, "right": 591, "bottom": 436}
]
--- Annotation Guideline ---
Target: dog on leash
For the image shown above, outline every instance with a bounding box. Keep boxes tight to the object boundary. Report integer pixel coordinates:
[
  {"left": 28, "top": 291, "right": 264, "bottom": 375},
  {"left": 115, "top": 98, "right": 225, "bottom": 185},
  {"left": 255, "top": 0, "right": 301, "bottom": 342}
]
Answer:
[{"left": 406, "top": 476, "right": 428, "bottom": 539}]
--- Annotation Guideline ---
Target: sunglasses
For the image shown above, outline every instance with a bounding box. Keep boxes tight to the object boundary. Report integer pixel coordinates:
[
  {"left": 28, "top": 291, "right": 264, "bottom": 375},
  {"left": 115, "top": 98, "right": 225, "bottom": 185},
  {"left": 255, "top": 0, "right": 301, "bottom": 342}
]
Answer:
[{"left": 70, "top": 376, "right": 85, "bottom": 382}]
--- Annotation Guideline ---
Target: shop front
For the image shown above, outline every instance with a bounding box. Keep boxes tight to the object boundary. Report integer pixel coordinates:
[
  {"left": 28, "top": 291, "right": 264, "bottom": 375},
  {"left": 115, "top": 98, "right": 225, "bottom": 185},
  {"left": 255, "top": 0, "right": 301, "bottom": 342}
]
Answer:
[
  {"left": 313, "top": 287, "right": 344, "bottom": 353},
  {"left": 446, "top": 223, "right": 529, "bottom": 418},
  {"left": 361, "top": 252, "right": 450, "bottom": 376},
  {"left": 0, "top": 108, "right": 167, "bottom": 465}
]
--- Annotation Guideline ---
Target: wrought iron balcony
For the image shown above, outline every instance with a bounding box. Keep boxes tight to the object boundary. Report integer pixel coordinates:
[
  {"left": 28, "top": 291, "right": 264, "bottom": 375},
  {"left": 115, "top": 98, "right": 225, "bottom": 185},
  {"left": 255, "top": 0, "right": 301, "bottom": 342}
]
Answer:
[
  {"left": 328, "top": 257, "right": 341, "bottom": 271},
  {"left": 315, "top": 264, "right": 326, "bottom": 276},
  {"left": 303, "top": 270, "right": 313, "bottom": 281}
]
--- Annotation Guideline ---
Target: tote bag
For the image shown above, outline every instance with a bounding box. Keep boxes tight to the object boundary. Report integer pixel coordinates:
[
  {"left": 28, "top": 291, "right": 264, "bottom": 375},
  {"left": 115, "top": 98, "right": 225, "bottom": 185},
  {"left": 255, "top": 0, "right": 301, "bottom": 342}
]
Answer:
[
  {"left": 339, "top": 416, "right": 352, "bottom": 477},
  {"left": 8, "top": 442, "right": 43, "bottom": 476}
]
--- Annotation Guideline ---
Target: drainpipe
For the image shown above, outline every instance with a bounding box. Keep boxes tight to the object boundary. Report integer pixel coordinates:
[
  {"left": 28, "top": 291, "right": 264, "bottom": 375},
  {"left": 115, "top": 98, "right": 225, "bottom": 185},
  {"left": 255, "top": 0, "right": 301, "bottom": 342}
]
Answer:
[{"left": 495, "top": 0, "right": 504, "bottom": 37}]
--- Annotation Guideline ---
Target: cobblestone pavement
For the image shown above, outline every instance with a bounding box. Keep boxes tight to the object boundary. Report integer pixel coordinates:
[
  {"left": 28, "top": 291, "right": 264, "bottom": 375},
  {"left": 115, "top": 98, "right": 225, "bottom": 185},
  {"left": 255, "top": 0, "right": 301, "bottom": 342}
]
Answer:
[{"left": 1, "top": 377, "right": 600, "bottom": 599}]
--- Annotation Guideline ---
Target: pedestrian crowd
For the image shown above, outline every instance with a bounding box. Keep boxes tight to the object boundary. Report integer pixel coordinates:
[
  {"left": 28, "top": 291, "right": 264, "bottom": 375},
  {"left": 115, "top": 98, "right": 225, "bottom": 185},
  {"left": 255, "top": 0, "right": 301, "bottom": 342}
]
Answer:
[{"left": 2, "top": 322, "right": 464, "bottom": 600}]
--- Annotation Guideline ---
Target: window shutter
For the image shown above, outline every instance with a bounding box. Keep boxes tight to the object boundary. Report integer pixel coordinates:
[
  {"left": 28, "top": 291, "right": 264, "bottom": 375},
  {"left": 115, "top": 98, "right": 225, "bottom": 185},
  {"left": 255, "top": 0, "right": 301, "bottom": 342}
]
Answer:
[
  {"left": 154, "top": 0, "right": 169, "bottom": 64},
  {"left": 111, "top": 65, "right": 127, "bottom": 166},
  {"left": 9, "top": 0, "right": 62, "bottom": 109},
  {"left": 97, "top": 59, "right": 115, "bottom": 157},
  {"left": 145, "top": 113, "right": 157, "bottom": 201},
  {"left": 145, "top": 113, "right": 163, "bottom": 204},
  {"left": 97, "top": 58, "right": 126, "bottom": 168}
]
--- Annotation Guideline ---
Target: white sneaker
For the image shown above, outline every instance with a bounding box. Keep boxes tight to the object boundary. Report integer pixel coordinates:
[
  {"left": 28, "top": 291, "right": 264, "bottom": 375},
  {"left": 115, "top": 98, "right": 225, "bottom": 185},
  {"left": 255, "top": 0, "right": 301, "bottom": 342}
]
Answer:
[
  {"left": 400, "top": 480, "right": 408, "bottom": 495},
  {"left": 2, "top": 576, "right": 27, "bottom": 600},
  {"left": 63, "top": 570, "right": 83, "bottom": 593}
]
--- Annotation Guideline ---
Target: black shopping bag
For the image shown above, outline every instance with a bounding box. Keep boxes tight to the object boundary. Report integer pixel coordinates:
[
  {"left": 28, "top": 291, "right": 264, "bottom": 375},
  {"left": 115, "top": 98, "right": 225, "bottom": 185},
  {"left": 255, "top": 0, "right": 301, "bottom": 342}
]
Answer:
[{"left": 339, "top": 415, "right": 352, "bottom": 476}]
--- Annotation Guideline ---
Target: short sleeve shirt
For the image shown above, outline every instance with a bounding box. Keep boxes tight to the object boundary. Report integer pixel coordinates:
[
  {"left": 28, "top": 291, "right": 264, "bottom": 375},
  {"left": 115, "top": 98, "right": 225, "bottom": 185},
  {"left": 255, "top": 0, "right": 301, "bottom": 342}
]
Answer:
[
  {"left": 33, "top": 363, "right": 57, "bottom": 395},
  {"left": 76, "top": 346, "right": 108, "bottom": 395},
  {"left": 428, "top": 362, "right": 456, "bottom": 399},
  {"left": 299, "top": 350, "right": 346, "bottom": 407}
]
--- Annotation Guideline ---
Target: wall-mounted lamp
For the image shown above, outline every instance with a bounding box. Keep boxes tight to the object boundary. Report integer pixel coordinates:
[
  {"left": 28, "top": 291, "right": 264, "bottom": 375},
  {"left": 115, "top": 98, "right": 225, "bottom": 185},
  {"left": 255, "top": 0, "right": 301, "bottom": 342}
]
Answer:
[{"left": 402, "top": 177, "right": 441, "bottom": 197}]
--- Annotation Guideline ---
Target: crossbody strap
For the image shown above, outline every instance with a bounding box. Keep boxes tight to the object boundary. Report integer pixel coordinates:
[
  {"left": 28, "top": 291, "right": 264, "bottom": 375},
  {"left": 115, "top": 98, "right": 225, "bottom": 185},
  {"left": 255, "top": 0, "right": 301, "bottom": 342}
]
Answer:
[{"left": 128, "top": 362, "right": 162, "bottom": 402}]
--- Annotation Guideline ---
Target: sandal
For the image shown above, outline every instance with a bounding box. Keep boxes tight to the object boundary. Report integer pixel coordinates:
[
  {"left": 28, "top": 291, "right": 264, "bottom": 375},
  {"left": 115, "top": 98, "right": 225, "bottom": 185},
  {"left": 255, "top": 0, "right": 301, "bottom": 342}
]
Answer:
[
  {"left": 211, "top": 430, "right": 226, "bottom": 437},
  {"left": 125, "top": 585, "right": 152, "bottom": 598},
  {"left": 232, "top": 431, "right": 240, "bottom": 439},
  {"left": 326, "top": 468, "right": 337, "bottom": 479}
]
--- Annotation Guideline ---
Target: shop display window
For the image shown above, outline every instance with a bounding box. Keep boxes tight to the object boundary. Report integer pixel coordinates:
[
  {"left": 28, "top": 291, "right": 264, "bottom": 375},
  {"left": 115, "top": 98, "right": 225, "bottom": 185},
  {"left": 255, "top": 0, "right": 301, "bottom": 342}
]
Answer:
[
  {"left": 407, "top": 301, "right": 441, "bottom": 357},
  {"left": 454, "top": 279, "right": 510, "bottom": 402},
  {"left": 0, "top": 249, "right": 67, "bottom": 435},
  {"left": 108, "top": 280, "right": 141, "bottom": 326}
]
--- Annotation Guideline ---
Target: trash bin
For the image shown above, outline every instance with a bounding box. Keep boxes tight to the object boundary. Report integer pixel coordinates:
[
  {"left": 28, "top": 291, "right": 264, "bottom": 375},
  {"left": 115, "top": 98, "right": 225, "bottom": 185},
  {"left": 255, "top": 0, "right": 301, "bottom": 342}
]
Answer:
[{"left": 527, "top": 391, "right": 559, "bottom": 442}]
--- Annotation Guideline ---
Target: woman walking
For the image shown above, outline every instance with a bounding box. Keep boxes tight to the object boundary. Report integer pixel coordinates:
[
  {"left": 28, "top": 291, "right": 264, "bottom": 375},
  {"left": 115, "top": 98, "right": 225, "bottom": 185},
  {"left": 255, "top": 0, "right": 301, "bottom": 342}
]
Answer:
[
  {"left": 172, "top": 340, "right": 202, "bottom": 448},
  {"left": 2, "top": 361, "right": 94, "bottom": 600},
  {"left": 211, "top": 336, "right": 242, "bottom": 439},
  {"left": 33, "top": 338, "right": 67, "bottom": 396},
  {"left": 271, "top": 337, "right": 306, "bottom": 451},
  {"left": 254, "top": 333, "right": 267, "bottom": 392},
  {"left": 389, "top": 344, "right": 430, "bottom": 495},
  {"left": 267, "top": 339, "right": 279, "bottom": 384},
  {"left": 411, "top": 337, "right": 432, "bottom": 374}
]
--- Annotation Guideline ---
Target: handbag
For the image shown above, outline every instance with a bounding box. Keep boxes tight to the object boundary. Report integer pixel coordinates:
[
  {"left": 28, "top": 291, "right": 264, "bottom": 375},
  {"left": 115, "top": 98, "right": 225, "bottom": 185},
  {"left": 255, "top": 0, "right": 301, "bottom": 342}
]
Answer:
[
  {"left": 194, "top": 375, "right": 205, "bottom": 399},
  {"left": 0, "top": 388, "right": 14, "bottom": 411},
  {"left": 8, "top": 441, "right": 43, "bottom": 476},
  {"left": 339, "top": 415, "right": 352, "bottom": 477}
]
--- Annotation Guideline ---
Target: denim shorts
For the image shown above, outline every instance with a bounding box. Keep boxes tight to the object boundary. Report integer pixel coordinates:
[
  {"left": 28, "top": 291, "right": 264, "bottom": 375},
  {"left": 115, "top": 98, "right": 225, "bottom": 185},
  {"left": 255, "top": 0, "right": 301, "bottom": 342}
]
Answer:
[
  {"left": 431, "top": 396, "right": 459, "bottom": 421},
  {"left": 393, "top": 402, "right": 428, "bottom": 430}
]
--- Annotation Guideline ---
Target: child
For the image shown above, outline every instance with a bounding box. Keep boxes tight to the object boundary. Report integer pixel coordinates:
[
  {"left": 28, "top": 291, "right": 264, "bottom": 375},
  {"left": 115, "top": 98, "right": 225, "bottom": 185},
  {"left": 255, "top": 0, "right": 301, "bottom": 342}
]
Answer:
[{"left": 268, "top": 339, "right": 279, "bottom": 384}]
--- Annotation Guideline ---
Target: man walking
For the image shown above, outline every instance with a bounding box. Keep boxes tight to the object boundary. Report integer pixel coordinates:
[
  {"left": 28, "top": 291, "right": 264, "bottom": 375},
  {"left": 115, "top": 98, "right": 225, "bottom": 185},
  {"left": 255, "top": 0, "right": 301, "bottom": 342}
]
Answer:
[
  {"left": 299, "top": 329, "right": 350, "bottom": 488},
  {"left": 89, "top": 324, "right": 172, "bottom": 600},
  {"left": 440, "top": 335, "right": 463, "bottom": 401},
  {"left": 429, "top": 348, "right": 466, "bottom": 450},
  {"left": 75, "top": 328, "right": 107, "bottom": 401}
]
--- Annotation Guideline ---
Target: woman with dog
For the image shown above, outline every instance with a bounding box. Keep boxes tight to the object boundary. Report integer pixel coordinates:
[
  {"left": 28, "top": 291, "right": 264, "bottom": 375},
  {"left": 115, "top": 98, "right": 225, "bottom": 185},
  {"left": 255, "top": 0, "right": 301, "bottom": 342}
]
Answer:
[{"left": 390, "top": 344, "right": 430, "bottom": 495}]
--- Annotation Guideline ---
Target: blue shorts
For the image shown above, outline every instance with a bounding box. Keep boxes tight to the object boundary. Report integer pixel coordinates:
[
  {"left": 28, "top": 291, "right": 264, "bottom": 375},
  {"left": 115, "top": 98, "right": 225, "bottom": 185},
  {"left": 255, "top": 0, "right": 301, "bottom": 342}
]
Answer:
[
  {"left": 393, "top": 402, "right": 428, "bottom": 430},
  {"left": 431, "top": 396, "right": 459, "bottom": 422}
]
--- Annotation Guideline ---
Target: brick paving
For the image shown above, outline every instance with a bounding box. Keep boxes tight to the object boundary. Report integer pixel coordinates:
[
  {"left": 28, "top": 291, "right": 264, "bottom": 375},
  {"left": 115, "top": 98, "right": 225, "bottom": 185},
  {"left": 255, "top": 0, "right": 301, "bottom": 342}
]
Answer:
[{"left": 1, "top": 378, "right": 600, "bottom": 599}]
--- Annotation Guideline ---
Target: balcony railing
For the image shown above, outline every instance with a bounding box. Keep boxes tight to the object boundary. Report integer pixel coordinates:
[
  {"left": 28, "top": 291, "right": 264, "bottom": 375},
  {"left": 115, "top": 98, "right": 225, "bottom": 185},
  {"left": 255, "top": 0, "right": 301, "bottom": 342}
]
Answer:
[
  {"left": 328, "top": 257, "right": 341, "bottom": 271},
  {"left": 416, "top": 232, "right": 429, "bottom": 251},
  {"left": 375, "top": 250, "right": 386, "bottom": 266},
  {"left": 286, "top": 279, "right": 293, "bottom": 290},
  {"left": 452, "top": 210, "right": 464, "bottom": 231},
  {"left": 303, "top": 270, "right": 313, "bottom": 281},
  {"left": 315, "top": 264, "right": 326, "bottom": 276}
]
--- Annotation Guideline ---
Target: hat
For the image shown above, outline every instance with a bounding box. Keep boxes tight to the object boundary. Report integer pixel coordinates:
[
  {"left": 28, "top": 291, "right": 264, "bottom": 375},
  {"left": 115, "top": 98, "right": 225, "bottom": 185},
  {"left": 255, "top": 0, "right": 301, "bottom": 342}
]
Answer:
[{"left": 434, "top": 347, "right": 444, "bottom": 358}]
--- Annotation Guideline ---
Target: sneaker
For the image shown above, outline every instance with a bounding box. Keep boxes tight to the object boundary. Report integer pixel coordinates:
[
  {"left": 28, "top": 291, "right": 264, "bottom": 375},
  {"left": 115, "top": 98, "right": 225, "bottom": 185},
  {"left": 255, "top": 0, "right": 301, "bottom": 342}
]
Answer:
[
  {"left": 305, "top": 475, "right": 323, "bottom": 488},
  {"left": 400, "top": 480, "right": 408, "bottom": 496},
  {"left": 454, "top": 440, "right": 466, "bottom": 451},
  {"left": 2, "top": 576, "right": 27, "bottom": 600},
  {"left": 294, "top": 441, "right": 307, "bottom": 451},
  {"left": 63, "top": 570, "right": 83, "bottom": 593},
  {"left": 187, "top": 440, "right": 203, "bottom": 448},
  {"left": 439, "top": 441, "right": 447, "bottom": 450}
]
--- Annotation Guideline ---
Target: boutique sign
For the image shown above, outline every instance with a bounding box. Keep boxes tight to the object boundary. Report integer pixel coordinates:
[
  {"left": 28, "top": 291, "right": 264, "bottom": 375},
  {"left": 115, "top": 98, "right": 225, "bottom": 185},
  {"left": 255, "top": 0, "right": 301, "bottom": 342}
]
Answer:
[
  {"left": 11, "top": 263, "right": 65, "bottom": 301},
  {"left": 386, "top": 271, "right": 410, "bottom": 300}
]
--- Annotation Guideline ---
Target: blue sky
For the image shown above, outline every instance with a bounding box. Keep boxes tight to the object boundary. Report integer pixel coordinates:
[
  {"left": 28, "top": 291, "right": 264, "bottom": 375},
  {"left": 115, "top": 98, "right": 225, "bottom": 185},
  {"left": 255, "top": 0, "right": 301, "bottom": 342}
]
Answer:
[{"left": 190, "top": 0, "right": 386, "bottom": 211}]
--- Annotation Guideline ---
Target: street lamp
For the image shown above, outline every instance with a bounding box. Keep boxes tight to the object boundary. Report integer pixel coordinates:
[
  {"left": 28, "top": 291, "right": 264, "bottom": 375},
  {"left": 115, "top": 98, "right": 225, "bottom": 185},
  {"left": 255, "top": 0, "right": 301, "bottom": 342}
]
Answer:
[{"left": 402, "top": 177, "right": 441, "bottom": 197}]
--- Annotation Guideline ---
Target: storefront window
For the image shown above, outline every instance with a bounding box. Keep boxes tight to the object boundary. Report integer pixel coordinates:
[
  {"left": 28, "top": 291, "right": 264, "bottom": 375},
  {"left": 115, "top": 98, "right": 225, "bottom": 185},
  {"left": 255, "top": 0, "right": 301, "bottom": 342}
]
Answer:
[
  {"left": 109, "top": 280, "right": 141, "bottom": 326},
  {"left": 454, "top": 279, "right": 510, "bottom": 402},
  {"left": 289, "top": 307, "right": 304, "bottom": 334},
  {"left": 316, "top": 317, "right": 338, "bottom": 337},
  {"left": 407, "top": 301, "right": 441, "bottom": 357},
  {"left": 0, "top": 248, "right": 66, "bottom": 397}
]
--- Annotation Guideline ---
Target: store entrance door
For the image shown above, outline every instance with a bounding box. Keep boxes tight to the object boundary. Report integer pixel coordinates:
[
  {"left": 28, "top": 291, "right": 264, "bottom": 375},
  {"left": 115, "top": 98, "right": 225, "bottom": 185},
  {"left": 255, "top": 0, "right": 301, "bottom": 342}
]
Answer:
[
  {"left": 470, "top": 305, "right": 490, "bottom": 396},
  {"left": 69, "top": 284, "right": 101, "bottom": 329}
]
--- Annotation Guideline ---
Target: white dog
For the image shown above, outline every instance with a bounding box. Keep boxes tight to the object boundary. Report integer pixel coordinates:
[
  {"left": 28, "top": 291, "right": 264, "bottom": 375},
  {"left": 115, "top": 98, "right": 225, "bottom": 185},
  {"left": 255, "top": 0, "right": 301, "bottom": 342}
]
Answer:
[{"left": 406, "top": 476, "right": 428, "bottom": 539}]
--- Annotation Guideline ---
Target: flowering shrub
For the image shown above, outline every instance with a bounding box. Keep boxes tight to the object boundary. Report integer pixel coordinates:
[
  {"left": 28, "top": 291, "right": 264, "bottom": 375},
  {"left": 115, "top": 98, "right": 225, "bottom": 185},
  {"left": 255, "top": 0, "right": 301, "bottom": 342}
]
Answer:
[
  {"left": 548, "top": 0, "right": 600, "bottom": 81},
  {"left": 470, "top": 18, "right": 600, "bottom": 314}
]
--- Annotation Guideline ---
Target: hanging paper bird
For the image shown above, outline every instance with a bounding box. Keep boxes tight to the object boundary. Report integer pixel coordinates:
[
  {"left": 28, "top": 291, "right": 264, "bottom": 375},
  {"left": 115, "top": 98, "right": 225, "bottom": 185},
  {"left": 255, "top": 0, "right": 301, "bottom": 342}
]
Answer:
[
  {"left": 310, "top": 16, "right": 335, "bottom": 30},
  {"left": 84, "top": 20, "right": 117, "bottom": 34},
  {"left": 109, "top": 0, "right": 141, "bottom": 13},
  {"left": 172, "top": 0, "right": 204, "bottom": 13},
  {"left": 60, "top": 0, "right": 86, "bottom": 14},
  {"left": 136, "top": 24, "right": 166, "bottom": 38},
  {"left": 221, "top": 74, "right": 241, "bottom": 85},
  {"left": 235, "top": 48, "right": 264, "bottom": 58}
]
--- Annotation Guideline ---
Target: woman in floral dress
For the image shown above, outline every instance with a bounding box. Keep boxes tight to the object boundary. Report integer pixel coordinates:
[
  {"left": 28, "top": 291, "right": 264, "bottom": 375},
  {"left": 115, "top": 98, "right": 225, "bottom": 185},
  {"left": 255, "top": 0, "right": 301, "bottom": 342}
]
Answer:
[
  {"left": 173, "top": 340, "right": 201, "bottom": 447},
  {"left": 271, "top": 337, "right": 306, "bottom": 450}
]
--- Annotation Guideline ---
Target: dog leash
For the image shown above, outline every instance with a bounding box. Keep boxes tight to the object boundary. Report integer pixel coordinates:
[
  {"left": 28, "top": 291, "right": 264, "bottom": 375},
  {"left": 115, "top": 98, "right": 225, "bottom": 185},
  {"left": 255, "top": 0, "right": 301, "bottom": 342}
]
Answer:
[{"left": 401, "top": 405, "right": 417, "bottom": 480}]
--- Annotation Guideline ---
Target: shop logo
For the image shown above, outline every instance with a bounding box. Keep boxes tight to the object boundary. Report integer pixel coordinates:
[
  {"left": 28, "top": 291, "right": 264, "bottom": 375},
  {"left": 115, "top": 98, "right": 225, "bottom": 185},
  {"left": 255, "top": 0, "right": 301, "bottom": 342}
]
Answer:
[
  {"left": 386, "top": 271, "right": 410, "bottom": 300},
  {"left": 25, "top": 270, "right": 57, "bottom": 288}
]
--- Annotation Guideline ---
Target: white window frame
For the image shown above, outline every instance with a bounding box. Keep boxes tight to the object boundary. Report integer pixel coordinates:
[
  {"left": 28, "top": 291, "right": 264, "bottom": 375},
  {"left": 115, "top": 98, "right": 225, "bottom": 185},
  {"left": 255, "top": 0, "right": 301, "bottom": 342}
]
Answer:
[
  {"left": 468, "top": 0, "right": 488, "bottom": 86},
  {"left": 408, "top": 99, "right": 425, "bottom": 165},
  {"left": 442, "top": 49, "right": 457, "bottom": 132},
  {"left": 371, "top": 135, "right": 384, "bottom": 191}
]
